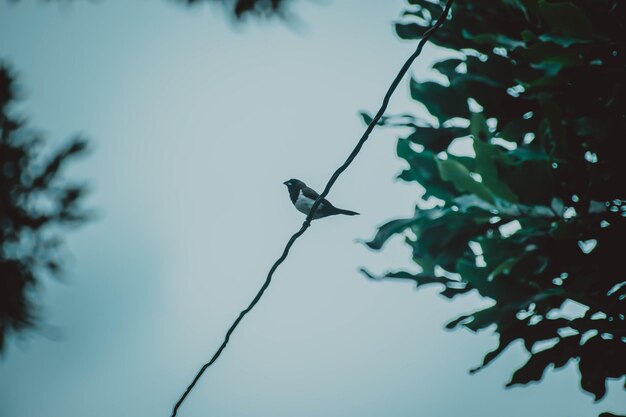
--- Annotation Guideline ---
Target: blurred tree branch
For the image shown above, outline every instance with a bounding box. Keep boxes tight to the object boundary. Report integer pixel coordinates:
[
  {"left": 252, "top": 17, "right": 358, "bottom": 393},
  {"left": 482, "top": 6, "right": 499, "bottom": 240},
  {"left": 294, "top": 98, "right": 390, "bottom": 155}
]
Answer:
[
  {"left": 1, "top": 0, "right": 300, "bottom": 356},
  {"left": 176, "top": 0, "right": 294, "bottom": 19},
  {"left": 0, "top": 65, "right": 89, "bottom": 352},
  {"left": 9, "top": 0, "right": 299, "bottom": 19}
]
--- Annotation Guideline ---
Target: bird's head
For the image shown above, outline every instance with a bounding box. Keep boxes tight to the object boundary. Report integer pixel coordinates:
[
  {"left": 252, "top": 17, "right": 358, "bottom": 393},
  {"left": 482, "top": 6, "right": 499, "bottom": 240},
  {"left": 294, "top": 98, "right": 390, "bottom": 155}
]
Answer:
[{"left": 283, "top": 178, "right": 305, "bottom": 190}]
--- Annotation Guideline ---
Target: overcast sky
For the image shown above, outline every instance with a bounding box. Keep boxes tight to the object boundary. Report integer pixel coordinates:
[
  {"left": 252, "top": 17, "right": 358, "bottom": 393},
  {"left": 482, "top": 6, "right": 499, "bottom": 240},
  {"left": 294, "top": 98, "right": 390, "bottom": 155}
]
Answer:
[{"left": 0, "top": 1, "right": 624, "bottom": 416}]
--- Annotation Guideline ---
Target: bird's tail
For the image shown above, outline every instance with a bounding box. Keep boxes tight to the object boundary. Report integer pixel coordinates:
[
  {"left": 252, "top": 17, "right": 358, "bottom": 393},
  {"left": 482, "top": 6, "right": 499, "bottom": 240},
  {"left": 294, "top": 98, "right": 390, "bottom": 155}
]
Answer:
[{"left": 335, "top": 208, "right": 360, "bottom": 216}]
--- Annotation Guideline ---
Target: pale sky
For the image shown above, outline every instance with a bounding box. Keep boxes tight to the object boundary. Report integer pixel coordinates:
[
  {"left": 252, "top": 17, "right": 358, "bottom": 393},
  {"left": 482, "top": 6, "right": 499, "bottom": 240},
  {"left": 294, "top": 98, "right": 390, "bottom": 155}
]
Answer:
[{"left": 0, "top": 1, "right": 623, "bottom": 416}]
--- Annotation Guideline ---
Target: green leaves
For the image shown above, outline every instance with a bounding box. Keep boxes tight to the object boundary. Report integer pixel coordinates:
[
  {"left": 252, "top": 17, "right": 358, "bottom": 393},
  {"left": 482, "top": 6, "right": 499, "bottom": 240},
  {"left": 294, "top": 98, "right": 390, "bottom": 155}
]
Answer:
[
  {"left": 410, "top": 79, "right": 470, "bottom": 123},
  {"left": 396, "top": 139, "right": 457, "bottom": 200},
  {"left": 360, "top": 269, "right": 470, "bottom": 299},
  {"left": 368, "top": 0, "right": 626, "bottom": 403},
  {"left": 365, "top": 217, "right": 417, "bottom": 250},
  {"left": 405, "top": 125, "right": 468, "bottom": 152},
  {"left": 471, "top": 114, "right": 519, "bottom": 203},
  {"left": 506, "top": 335, "right": 581, "bottom": 387},
  {"left": 538, "top": 94, "right": 566, "bottom": 157},
  {"left": 437, "top": 158, "right": 495, "bottom": 203},
  {"left": 537, "top": 1, "right": 592, "bottom": 39}
]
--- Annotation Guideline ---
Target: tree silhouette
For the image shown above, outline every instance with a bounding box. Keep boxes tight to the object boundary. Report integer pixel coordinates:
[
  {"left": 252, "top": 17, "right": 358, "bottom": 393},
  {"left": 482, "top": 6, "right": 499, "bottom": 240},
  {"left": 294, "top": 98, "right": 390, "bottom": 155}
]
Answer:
[
  {"left": 0, "top": 66, "right": 88, "bottom": 353},
  {"left": 176, "top": 0, "right": 293, "bottom": 18},
  {"left": 1, "top": 0, "right": 296, "bottom": 356},
  {"left": 1, "top": 0, "right": 295, "bottom": 356},
  {"left": 19, "top": 0, "right": 295, "bottom": 19},
  {"left": 3, "top": 1, "right": 624, "bottom": 412},
  {"left": 364, "top": 0, "right": 625, "bottom": 405}
]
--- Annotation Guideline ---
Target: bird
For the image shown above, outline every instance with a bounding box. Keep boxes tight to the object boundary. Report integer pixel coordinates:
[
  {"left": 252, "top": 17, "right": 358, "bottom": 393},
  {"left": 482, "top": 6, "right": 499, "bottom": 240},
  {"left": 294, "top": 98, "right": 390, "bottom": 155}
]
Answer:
[{"left": 283, "top": 178, "right": 359, "bottom": 219}]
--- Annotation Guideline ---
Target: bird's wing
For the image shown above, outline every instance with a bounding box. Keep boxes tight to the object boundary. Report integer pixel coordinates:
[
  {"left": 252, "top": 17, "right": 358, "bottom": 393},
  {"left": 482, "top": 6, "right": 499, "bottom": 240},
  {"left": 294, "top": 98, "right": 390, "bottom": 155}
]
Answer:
[
  {"left": 301, "top": 186, "right": 320, "bottom": 200},
  {"left": 301, "top": 185, "right": 335, "bottom": 210}
]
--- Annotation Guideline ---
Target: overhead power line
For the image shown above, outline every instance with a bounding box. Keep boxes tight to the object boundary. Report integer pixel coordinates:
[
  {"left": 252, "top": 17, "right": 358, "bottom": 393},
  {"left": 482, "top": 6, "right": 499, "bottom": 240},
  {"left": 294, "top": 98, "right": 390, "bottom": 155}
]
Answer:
[{"left": 170, "top": 1, "right": 454, "bottom": 415}]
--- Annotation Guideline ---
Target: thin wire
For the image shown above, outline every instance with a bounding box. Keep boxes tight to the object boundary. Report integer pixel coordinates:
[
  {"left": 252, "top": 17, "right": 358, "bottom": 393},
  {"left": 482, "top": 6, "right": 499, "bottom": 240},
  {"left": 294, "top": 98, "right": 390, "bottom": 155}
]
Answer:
[{"left": 170, "top": 1, "right": 454, "bottom": 415}]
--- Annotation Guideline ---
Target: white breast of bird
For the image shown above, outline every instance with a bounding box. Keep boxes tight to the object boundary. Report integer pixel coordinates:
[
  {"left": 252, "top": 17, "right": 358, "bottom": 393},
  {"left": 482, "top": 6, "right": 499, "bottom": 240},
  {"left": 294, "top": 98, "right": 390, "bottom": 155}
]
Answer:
[{"left": 294, "top": 191, "right": 321, "bottom": 215}]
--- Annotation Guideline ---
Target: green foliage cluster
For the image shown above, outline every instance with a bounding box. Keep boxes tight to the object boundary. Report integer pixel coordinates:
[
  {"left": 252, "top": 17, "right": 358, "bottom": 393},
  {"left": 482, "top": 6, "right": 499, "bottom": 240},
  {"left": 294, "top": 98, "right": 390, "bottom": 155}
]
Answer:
[
  {"left": 0, "top": 66, "right": 88, "bottom": 352},
  {"left": 365, "top": 0, "right": 625, "bottom": 402}
]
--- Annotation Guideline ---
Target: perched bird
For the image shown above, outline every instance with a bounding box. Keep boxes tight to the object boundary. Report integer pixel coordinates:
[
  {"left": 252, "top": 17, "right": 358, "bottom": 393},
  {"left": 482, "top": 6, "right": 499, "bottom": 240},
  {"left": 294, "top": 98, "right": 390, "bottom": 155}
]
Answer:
[{"left": 283, "top": 178, "right": 359, "bottom": 219}]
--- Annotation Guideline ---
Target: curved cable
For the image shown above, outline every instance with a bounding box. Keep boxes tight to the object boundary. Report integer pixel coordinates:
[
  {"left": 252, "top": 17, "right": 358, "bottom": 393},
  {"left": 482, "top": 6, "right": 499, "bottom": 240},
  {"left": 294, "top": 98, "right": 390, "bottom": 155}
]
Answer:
[{"left": 170, "top": 1, "right": 454, "bottom": 414}]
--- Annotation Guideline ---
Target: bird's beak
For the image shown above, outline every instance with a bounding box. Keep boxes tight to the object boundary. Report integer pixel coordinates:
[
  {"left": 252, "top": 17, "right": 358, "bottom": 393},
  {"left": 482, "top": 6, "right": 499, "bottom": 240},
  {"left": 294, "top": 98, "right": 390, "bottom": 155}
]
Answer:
[{"left": 283, "top": 181, "right": 289, "bottom": 185}]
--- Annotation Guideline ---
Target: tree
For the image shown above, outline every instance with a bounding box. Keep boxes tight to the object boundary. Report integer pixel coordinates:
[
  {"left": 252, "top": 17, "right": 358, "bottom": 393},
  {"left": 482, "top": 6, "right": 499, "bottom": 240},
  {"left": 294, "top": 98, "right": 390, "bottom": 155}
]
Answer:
[
  {"left": 20, "top": 0, "right": 295, "bottom": 19},
  {"left": 1, "top": 0, "right": 294, "bottom": 355},
  {"left": 0, "top": 66, "right": 88, "bottom": 352},
  {"left": 364, "top": 0, "right": 625, "bottom": 405},
  {"left": 176, "top": 0, "right": 293, "bottom": 18}
]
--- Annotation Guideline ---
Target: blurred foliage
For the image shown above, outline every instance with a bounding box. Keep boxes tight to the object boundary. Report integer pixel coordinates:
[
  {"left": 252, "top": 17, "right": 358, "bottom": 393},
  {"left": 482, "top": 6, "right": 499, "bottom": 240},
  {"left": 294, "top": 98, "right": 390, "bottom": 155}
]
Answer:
[
  {"left": 1, "top": 0, "right": 294, "bottom": 355},
  {"left": 363, "top": 0, "right": 626, "bottom": 404},
  {"left": 9, "top": 0, "right": 295, "bottom": 19},
  {"left": 176, "top": 0, "right": 292, "bottom": 18},
  {"left": 0, "top": 66, "right": 88, "bottom": 352}
]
